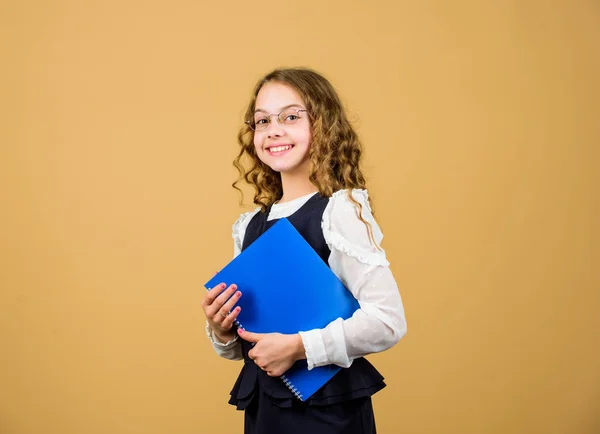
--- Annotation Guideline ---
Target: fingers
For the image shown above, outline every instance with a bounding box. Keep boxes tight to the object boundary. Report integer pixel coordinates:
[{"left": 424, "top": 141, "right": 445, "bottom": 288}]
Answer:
[
  {"left": 265, "top": 368, "right": 278, "bottom": 377},
  {"left": 221, "top": 305, "right": 242, "bottom": 329},
  {"left": 248, "top": 356, "right": 277, "bottom": 377},
  {"left": 203, "top": 283, "right": 238, "bottom": 317},
  {"left": 247, "top": 346, "right": 271, "bottom": 375},
  {"left": 213, "top": 283, "right": 237, "bottom": 313},
  {"left": 218, "top": 290, "right": 242, "bottom": 324},
  {"left": 237, "top": 329, "right": 263, "bottom": 343},
  {"left": 218, "top": 286, "right": 241, "bottom": 314},
  {"left": 210, "top": 284, "right": 238, "bottom": 317},
  {"left": 201, "top": 280, "right": 242, "bottom": 335},
  {"left": 247, "top": 349, "right": 263, "bottom": 369},
  {"left": 202, "top": 282, "right": 228, "bottom": 307},
  {"left": 252, "top": 360, "right": 281, "bottom": 377}
]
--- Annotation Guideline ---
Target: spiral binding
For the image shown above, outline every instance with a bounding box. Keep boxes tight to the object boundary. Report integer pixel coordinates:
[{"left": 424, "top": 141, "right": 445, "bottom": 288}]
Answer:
[
  {"left": 233, "top": 317, "right": 304, "bottom": 401},
  {"left": 281, "top": 374, "right": 304, "bottom": 401}
]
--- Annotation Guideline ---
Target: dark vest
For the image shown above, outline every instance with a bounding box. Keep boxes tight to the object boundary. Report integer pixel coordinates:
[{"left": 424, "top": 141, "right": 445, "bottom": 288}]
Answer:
[{"left": 228, "top": 193, "right": 385, "bottom": 409}]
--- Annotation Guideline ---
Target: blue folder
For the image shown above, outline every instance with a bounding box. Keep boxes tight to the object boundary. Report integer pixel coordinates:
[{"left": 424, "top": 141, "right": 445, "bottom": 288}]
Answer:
[{"left": 205, "top": 218, "right": 360, "bottom": 401}]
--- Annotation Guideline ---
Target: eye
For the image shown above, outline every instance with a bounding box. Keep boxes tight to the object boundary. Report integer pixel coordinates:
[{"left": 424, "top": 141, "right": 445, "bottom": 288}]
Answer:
[{"left": 255, "top": 117, "right": 268, "bottom": 125}]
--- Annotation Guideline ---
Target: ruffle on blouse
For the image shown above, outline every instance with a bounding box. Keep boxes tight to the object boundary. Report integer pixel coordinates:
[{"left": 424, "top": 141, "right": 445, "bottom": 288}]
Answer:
[
  {"left": 232, "top": 208, "right": 260, "bottom": 252},
  {"left": 321, "top": 189, "right": 390, "bottom": 267}
]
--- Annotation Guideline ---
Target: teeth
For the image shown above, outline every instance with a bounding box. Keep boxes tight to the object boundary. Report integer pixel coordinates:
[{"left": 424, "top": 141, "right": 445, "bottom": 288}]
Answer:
[{"left": 269, "top": 145, "right": 292, "bottom": 153}]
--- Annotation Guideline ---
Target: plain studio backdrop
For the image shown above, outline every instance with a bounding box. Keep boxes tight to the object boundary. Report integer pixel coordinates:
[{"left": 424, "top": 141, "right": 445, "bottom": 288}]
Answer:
[{"left": 0, "top": 1, "right": 598, "bottom": 433}]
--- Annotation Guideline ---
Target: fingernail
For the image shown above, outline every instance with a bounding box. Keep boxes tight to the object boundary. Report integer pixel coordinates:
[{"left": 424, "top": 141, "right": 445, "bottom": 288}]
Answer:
[
  {"left": 220, "top": 283, "right": 225, "bottom": 288},
  {"left": 236, "top": 291, "right": 242, "bottom": 297}
]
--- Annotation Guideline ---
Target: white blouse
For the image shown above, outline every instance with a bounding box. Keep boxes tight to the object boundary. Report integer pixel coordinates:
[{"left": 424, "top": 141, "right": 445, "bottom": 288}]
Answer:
[{"left": 205, "top": 189, "right": 407, "bottom": 370}]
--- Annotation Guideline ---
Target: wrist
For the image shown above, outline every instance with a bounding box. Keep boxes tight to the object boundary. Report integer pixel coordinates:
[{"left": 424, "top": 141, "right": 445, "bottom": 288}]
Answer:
[
  {"left": 214, "top": 329, "right": 235, "bottom": 344},
  {"left": 293, "top": 334, "right": 307, "bottom": 361}
]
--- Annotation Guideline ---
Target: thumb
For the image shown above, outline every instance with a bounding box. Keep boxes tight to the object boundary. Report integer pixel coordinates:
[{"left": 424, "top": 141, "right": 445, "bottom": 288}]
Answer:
[{"left": 238, "top": 328, "right": 263, "bottom": 343}]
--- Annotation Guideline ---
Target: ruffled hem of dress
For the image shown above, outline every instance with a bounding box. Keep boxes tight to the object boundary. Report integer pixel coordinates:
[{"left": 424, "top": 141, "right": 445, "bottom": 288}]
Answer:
[
  {"left": 228, "top": 361, "right": 258, "bottom": 410},
  {"left": 229, "top": 381, "right": 386, "bottom": 410},
  {"left": 228, "top": 357, "right": 386, "bottom": 410},
  {"left": 321, "top": 189, "right": 390, "bottom": 267}
]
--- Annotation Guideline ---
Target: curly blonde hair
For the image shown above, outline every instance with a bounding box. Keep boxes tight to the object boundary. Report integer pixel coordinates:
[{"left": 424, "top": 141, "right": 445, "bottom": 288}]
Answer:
[{"left": 232, "top": 67, "right": 381, "bottom": 248}]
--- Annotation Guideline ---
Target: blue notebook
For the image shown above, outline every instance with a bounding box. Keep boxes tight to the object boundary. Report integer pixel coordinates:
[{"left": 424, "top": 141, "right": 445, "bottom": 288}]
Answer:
[{"left": 205, "top": 218, "right": 360, "bottom": 401}]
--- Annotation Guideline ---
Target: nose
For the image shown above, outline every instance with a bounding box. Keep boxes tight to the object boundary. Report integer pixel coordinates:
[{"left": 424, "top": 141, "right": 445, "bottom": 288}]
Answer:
[{"left": 266, "top": 116, "right": 285, "bottom": 138}]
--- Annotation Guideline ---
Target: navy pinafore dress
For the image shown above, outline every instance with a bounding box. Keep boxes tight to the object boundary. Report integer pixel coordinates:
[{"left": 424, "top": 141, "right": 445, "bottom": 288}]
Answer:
[{"left": 230, "top": 193, "right": 386, "bottom": 434}]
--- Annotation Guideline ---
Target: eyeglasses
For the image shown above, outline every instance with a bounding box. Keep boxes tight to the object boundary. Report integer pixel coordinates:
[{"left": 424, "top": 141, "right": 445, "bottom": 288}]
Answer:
[{"left": 245, "top": 108, "right": 308, "bottom": 131}]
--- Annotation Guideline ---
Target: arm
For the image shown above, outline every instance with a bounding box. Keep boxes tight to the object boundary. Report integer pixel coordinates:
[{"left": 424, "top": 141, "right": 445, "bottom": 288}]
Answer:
[
  {"left": 299, "top": 189, "right": 407, "bottom": 369},
  {"left": 204, "top": 208, "right": 260, "bottom": 361}
]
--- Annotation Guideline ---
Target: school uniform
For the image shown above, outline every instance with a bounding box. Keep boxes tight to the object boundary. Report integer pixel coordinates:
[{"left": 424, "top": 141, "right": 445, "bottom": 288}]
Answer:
[{"left": 206, "top": 189, "right": 407, "bottom": 434}]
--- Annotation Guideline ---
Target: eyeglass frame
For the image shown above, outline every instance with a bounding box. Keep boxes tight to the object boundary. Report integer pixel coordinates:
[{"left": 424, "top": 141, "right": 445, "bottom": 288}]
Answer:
[{"left": 245, "top": 108, "right": 309, "bottom": 131}]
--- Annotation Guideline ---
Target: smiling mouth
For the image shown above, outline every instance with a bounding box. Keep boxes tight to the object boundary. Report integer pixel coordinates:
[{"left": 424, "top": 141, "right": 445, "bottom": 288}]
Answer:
[{"left": 266, "top": 144, "right": 294, "bottom": 154}]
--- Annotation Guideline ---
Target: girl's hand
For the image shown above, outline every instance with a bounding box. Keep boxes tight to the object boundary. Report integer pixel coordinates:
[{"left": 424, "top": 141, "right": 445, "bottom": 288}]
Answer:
[
  {"left": 201, "top": 282, "right": 242, "bottom": 343},
  {"left": 238, "top": 329, "right": 306, "bottom": 377}
]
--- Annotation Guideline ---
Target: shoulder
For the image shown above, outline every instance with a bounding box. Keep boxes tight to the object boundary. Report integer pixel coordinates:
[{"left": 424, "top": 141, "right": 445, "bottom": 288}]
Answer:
[
  {"left": 322, "top": 188, "right": 389, "bottom": 266},
  {"left": 326, "top": 188, "right": 372, "bottom": 214},
  {"left": 324, "top": 189, "right": 376, "bottom": 225},
  {"left": 232, "top": 207, "right": 261, "bottom": 249}
]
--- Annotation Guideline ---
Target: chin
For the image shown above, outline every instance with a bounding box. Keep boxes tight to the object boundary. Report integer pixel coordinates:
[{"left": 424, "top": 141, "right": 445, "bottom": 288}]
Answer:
[
  {"left": 264, "top": 159, "right": 301, "bottom": 174},
  {"left": 269, "top": 165, "right": 296, "bottom": 174}
]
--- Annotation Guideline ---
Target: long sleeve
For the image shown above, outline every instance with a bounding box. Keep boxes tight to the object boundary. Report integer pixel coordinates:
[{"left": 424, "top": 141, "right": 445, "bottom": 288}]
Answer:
[
  {"left": 205, "top": 323, "right": 243, "bottom": 360},
  {"left": 206, "top": 208, "right": 260, "bottom": 361},
  {"left": 298, "top": 189, "right": 407, "bottom": 369}
]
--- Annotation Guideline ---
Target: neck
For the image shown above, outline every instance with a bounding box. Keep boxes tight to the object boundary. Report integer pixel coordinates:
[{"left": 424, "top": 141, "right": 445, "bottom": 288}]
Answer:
[{"left": 279, "top": 163, "right": 317, "bottom": 204}]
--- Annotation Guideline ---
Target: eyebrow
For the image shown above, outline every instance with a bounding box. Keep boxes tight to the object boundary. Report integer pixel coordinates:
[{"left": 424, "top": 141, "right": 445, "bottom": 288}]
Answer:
[{"left": 254, "top": 103, "right": 304, "bottom": 113}]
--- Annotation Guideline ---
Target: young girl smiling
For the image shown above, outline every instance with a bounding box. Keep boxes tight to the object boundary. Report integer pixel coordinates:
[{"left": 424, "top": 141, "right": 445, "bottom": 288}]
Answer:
[{"left": 201, "top": 67, "right": 407, "bottom": 434}]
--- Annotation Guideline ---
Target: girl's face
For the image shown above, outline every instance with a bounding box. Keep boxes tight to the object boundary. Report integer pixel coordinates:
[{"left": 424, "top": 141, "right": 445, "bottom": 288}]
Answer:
[{"left": 253, "top": 82, "right": 312, "bottom": 176}]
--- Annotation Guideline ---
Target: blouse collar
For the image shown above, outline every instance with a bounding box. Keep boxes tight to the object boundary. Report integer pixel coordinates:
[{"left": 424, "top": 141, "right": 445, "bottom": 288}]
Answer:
[{"left": 269, "top": 191, "right": 319, "bottom": 219}]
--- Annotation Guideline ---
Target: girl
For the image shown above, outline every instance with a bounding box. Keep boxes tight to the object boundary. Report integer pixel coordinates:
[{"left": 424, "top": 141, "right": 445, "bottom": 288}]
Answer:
[{"left": 201, "top": 67, "right": 407, "bottom": 434}]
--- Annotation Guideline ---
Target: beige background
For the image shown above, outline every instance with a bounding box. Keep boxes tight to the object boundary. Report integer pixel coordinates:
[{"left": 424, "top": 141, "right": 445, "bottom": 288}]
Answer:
[{"left": 1, "top": 1, "right": 598, "bottom": 433}]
